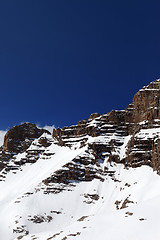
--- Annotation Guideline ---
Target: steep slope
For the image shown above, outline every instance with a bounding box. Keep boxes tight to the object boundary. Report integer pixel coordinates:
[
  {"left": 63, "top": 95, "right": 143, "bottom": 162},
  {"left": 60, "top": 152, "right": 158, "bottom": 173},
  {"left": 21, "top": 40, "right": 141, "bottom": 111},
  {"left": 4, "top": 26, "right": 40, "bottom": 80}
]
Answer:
[{"left": 1, "top": 80, "right": 160, "bottom": 239}]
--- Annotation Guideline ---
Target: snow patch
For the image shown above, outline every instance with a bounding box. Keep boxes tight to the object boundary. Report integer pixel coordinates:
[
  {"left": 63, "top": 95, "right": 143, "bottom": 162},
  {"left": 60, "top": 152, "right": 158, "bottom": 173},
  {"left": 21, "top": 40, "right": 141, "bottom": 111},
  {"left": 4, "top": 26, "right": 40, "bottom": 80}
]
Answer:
[{"left": 0, "top": 130, "right": 6, "bottom": 146}]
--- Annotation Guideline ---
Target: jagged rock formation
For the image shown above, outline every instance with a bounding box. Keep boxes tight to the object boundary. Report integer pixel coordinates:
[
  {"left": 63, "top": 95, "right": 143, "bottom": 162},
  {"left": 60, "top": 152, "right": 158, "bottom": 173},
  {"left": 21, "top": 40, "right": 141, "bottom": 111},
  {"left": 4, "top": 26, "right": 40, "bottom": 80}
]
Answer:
[
  {"left": 51, "top": 79, "right": 160, "bottom": 174},
  {"left": 3, "top": 122, "right": 49, "bottom": 153},
  {"left": 0, "top": 123, "right": 50, "bottom": 171},
  {"left": 1, "top": 80, "right": 160, "bottom": 181},
  {"left": 1, "top": 79, "right": 160, "bottom": 240}
]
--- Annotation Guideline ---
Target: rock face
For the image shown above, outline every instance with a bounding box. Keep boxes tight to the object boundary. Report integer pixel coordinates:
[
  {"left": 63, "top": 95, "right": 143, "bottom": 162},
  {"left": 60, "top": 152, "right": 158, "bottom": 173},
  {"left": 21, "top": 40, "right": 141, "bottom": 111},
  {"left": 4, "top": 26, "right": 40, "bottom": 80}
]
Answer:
[
  {"left": 0, "top": 123, "right": 50, "bottom": 171},
  {"left": 132, "top": 80, "right": 160, "bottom": 122},
  {"left": 1, "top": 79, "right": 160, "bottom": 240},
  {"left": 3, "top": 122, "right": 49, "bottom": 153},
  {"left": 1, "top": 80, "right": 160, "bottom": 176},
  {"left": 51, "top": 79, "right": 160, "bottom": 174}
]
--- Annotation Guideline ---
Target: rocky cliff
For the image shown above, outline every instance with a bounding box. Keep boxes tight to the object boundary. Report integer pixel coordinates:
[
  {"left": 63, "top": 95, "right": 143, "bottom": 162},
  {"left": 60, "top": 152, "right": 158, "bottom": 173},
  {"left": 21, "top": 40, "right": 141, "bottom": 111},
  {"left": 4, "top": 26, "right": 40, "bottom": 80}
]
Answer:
[
  {"left": 1, "top": 80, "right": 160, "bottom": 184},
  {"left": 51, "top": 79, "right": 160, "bottom": 174},
  {"left": 1, "top": 79, "right": 160, "bottom": 240}
]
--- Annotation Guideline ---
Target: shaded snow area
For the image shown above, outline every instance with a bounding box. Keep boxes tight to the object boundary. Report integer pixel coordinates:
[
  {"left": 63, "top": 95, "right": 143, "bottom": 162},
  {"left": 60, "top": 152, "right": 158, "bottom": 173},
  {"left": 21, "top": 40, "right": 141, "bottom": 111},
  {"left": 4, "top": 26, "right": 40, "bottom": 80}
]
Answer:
[
  {"left": 0, "top": 132, "right": 160, "bottom": 240},
  {"left": 0, "top": 130, "right": 6, "bottom": 146}
]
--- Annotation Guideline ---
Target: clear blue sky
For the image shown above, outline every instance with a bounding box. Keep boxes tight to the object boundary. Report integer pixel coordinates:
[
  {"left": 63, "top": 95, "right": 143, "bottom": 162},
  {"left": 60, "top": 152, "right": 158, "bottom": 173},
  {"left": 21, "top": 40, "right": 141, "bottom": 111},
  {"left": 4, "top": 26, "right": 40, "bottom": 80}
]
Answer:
[{"left": 1, "top": 0, "right": 160, "bottom": 130}]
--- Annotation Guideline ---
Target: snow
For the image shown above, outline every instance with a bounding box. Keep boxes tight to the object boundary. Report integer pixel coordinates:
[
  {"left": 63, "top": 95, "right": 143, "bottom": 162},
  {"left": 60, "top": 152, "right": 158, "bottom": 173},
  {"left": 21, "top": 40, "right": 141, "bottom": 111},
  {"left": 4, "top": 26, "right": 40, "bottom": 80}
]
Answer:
[
  {"left": 8, "top": 164, "right": 160, "bottom": 240},
  {"left": 139, "top": 120, "right": 148, "bottom": 125},
  {"left": 135, "top": 128, "right": 160, "bottom": 140},
  {"left": 0, "top": 130, "right": 6, "bottom": 146},
  {"left": 0, "top": 137, "right": 89, "bottom": 240},
  {"left": 1, "top": 123, "right": 160, "bottom": 239},
  {"left": 119, "top": 135, "right": 131, "bottom": 159},
  {"left": 140, "top": 88, "right": 160, "bottom": 91}
]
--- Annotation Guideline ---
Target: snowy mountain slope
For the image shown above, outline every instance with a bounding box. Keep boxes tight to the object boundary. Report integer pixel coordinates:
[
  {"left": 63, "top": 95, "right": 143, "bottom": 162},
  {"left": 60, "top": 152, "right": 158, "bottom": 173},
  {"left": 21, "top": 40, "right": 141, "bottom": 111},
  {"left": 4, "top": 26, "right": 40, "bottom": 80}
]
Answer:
[
  {"left": 1, "top": 79, "right": 160, "bottom": 239},
  {"left": 1, "top": 146, "right": 160, "bottom": 240},
  {"left": 1, "top": 136, "right": 160, "bottom": 240}
]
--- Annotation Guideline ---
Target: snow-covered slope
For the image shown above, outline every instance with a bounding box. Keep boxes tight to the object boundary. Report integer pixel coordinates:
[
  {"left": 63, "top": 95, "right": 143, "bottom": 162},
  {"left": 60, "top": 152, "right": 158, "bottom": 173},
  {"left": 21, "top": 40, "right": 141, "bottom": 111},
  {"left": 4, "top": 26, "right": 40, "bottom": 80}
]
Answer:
[
  {"left": 1, "top": 135, "right": 160, "bottom": 240},
  {"left": 0, "top": 138, "right": 160, "bottom": 240},
  {"left": 1, "top": 79, "right": 160, "bottom": 239}
]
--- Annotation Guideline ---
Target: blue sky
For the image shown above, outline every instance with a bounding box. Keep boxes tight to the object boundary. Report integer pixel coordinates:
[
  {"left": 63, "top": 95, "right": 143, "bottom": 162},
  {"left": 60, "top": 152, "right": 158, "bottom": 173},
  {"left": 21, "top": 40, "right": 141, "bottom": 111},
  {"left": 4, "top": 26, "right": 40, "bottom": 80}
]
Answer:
[{"left": 1, "top": 0, "right": 160, "bottom": 130}]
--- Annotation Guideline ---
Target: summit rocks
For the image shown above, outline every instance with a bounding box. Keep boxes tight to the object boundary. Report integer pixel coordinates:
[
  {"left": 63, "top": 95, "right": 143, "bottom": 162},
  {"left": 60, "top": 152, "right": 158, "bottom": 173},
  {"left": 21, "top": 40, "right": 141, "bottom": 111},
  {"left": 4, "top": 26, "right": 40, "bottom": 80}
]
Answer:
[
  {"left": 52, "top": 79, "right": 160, "bottom": 174},
  {"left": 1, "top": 80, "right": 160, "bottom": 175},
  {"left": 3, "top": 122, "right": 49, "bottom": 153},
  {"left": 0, "top": 123, "right": 50, "bottom": 171},
  {"left": 129, "top": 79, "right": 160, "bottom": 123}
]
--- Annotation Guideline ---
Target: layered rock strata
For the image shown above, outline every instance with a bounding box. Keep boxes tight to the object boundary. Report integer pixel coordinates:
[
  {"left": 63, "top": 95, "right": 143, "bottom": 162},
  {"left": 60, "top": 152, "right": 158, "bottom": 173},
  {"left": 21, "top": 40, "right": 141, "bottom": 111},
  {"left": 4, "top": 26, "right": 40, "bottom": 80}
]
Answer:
[
  {"left": 0, "top": 79, "right": 160, "bottom": 240},
  {"left": 1, "top": 79, "right": 160, "bottom": 184},
  {"left": 51, "top": 79, "right": 160, "bottom": 174}
]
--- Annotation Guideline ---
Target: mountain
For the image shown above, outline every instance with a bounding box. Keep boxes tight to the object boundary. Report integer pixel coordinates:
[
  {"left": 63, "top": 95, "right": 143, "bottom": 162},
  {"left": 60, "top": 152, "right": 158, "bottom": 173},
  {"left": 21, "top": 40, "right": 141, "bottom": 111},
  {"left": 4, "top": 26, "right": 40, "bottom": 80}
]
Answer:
[{"left": 1, "top": 79, "right": 160, "bottom": 240}]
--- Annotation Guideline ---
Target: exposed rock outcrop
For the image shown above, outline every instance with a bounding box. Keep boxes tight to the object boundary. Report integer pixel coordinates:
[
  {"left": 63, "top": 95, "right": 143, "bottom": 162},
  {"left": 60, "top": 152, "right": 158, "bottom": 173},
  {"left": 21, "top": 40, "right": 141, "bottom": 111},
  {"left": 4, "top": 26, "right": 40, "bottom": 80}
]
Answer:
[
  {"left": 51, "top": 79, "right": 160, "bottom": 174},
  {"left": 1, "top": 79, "right": 160, "bottom": 182},
  {"left": 1, "top": 79, "right": 160, "bottom": 240},
  {"left": 0, "top": 123, "right": 50, "bottom": 172},
  {"left": 3, "top": 122, "right": 49, "bottom": 153}
]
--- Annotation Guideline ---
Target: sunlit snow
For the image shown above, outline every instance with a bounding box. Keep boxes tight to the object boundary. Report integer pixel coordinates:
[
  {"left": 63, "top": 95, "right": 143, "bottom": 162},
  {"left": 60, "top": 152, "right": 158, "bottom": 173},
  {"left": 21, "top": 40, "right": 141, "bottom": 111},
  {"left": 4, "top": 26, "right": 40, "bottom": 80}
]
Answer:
[
  {"left": 0, "top": 130, "right": 6, "bottom": 146},
  {"left": 0, "top": 132, "right": 160, "bottom": 240}
]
